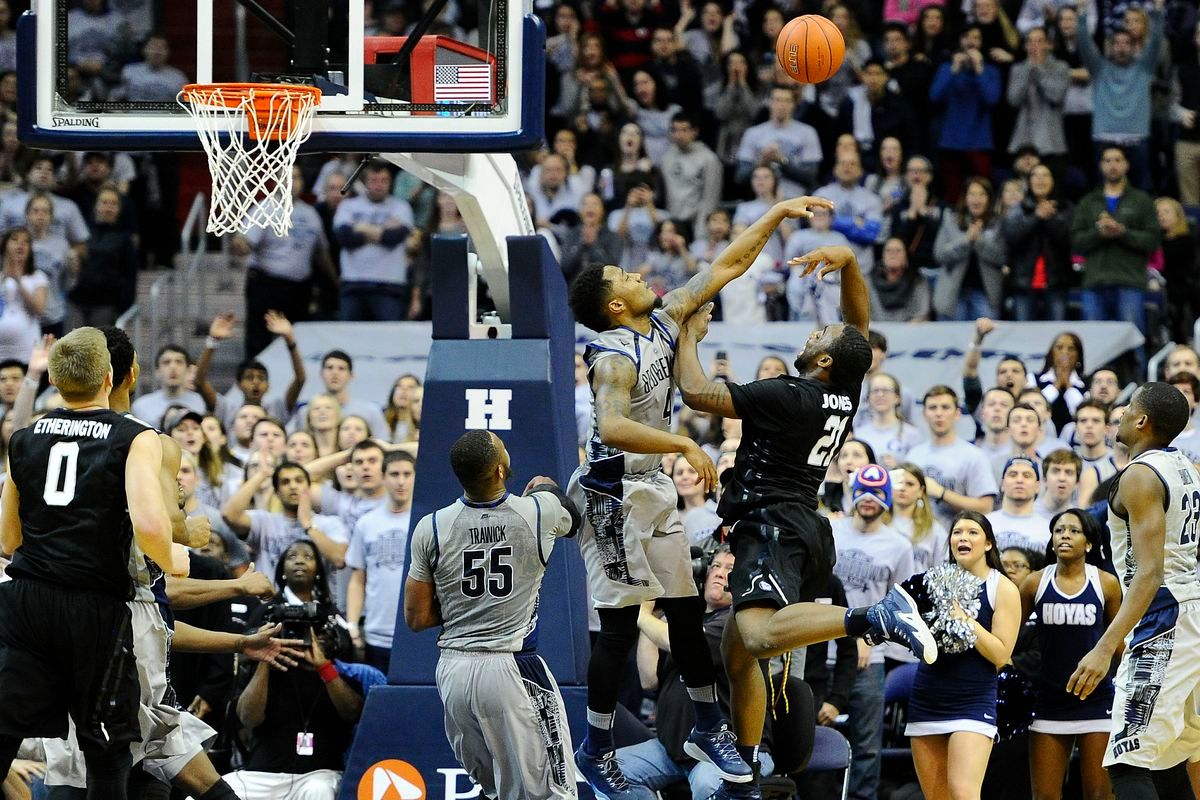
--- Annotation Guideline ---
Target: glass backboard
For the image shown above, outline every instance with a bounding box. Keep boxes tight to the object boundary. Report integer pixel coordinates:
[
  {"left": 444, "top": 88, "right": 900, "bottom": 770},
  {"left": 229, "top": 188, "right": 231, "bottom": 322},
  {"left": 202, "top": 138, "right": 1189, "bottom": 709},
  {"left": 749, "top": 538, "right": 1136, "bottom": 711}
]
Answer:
[{"left": 18, "top": 0, "right": 543, "bottom": 153}]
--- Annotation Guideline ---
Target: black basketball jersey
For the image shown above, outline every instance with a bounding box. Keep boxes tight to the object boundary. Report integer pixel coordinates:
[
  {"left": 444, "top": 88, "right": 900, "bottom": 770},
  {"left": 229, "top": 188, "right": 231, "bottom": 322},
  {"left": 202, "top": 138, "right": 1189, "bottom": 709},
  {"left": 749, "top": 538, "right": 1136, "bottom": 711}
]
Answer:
[
  {"left": 718, "top": 374, "right": 862, "bottom": 517},
  {"left": 6, "top": 407, "right": 154, "bottom": 599}
]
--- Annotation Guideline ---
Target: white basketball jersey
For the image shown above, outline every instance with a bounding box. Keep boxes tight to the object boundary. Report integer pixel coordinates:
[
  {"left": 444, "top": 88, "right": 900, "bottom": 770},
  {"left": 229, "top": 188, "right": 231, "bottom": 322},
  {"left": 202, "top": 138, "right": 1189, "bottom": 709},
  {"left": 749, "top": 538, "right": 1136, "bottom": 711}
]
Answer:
[
  {"left": 1108, "top": 448, "right": 1200, "bottom": 604},
  {"left": 583, "top": 310, "right": 680, "bottom": 475}
]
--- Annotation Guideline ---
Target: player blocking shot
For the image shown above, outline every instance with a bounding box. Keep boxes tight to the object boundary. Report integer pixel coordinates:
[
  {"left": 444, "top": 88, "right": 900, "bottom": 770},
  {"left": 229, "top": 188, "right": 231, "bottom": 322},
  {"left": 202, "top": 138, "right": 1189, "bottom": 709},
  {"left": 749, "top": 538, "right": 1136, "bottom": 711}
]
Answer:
[
  {"left": 0, "top": 328, "right": 175, "bottom": 800},
  {"left": 673, "top": 245, "right": 938, "bottom": 800},
  {"left": 566, "top": 197, "right": 835, "bottom": 799},
  {"left": 404, "top": 430, "right": 584, "bottom": 800},
  {"left": 1067, "top": 382, "right": 1200, "bottom": 800}
]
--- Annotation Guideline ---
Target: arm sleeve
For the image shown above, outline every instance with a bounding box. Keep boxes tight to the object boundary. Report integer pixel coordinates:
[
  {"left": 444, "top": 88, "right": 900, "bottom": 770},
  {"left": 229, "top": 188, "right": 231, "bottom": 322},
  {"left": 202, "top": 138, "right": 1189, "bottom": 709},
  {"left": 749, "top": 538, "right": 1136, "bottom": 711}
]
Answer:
[
  {"left": 528, "top": 484, "right": 581, "bottom": 538},
  {"left": 407, "top": 516, "right": 435, "bottom": 582},
  {"left": 1076, "top": 15, "right": 1102, "bottom": 70}
]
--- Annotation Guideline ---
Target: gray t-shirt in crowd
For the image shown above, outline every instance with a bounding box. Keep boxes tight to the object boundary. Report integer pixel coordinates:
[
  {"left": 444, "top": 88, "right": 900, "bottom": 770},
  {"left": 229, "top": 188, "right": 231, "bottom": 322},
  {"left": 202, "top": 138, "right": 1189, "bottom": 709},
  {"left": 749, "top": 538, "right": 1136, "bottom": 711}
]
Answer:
[
  {"left": 986, "top": 508, "right": 1052, "bottom": 554},
  {"left": 189, "top": 503, "right": 250, "bottom": 568},
  {"left": 345, "top": 504, "right": 412, "bottom": 648},
  {"left": 907, "top": 437, "right": 999, "bottom": 529},
  {"left": 244, "top": 509, "right": 348, "bottom": 591},
  {"left": 831, "top": 519, "right": 915, "bottom": 665},
  {"left": 132, "top": 389, "right": 208, "bottom": 430}
]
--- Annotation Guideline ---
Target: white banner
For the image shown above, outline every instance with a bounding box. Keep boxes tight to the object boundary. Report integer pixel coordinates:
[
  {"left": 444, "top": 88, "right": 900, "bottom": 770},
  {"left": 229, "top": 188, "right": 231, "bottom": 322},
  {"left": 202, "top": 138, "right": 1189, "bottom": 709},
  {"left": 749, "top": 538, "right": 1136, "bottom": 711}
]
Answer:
[{"left": 250, "top": 320, "right": 1142, "bottom": 414}]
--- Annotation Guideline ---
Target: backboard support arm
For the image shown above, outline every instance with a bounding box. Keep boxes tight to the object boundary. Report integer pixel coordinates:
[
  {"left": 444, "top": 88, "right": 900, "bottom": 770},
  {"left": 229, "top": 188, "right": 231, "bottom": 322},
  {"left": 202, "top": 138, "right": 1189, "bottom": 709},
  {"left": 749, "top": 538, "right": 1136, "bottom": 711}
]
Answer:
[{"left": 379, "top": 152, "right": 535, "bottom": 334}]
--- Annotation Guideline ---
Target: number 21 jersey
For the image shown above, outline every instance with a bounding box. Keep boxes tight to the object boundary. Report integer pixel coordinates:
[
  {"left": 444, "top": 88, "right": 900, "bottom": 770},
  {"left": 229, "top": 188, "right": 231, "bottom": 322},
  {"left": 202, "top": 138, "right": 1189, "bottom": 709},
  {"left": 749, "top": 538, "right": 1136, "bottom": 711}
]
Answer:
[
  {"left": 719, "top": 375, "right": 862, "bottom": 518},
  {"left": 6, "top": 408, "right": 154, "bottom": 599}
]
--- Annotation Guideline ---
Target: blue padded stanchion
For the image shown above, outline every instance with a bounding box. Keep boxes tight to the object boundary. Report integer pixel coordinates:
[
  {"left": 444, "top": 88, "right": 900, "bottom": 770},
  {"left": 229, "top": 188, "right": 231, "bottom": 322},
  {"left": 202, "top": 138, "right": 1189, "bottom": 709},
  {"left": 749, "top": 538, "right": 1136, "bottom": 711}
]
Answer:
[{"left": 337, "top": 235, "right": 593, "bottom": 799}]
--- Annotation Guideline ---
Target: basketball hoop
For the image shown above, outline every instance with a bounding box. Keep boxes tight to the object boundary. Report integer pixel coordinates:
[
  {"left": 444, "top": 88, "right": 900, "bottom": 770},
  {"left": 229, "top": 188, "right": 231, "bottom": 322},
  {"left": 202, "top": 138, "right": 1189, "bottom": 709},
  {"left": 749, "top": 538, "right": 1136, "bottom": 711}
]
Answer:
[{"left": 178, "top": 83, "right": 321, "bottom": 237}]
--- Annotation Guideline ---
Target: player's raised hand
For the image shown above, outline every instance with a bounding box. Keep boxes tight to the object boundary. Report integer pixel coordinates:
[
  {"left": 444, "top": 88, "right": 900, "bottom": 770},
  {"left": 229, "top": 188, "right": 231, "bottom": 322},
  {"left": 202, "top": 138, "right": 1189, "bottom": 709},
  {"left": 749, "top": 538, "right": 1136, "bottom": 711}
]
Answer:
[
  {"left": 237, "top": 562, "right": 276, "bottom": 600},
  {"left": 209, "top": 312, "right": 237, "bottom": 340},
  {"left": 789, "top": 246, "right": 858, "bottom": 279},
  {"left": 682, "top": 442, "right": 719, "bottom": 494},
  {"left": 523, "top": 476, "right": 558, "bottom": 494},
  {"left": 775, "top": 196, "right": 835, "bottom": 220},
  {"left": 241, "top": 623, "right": 305, "bottom": 671},
  {"left": 1067, "top": 643, "right": 1114, "bottom": 701},
  {"left": 681, "top": 302, "right": 713, "bottom": 342}
]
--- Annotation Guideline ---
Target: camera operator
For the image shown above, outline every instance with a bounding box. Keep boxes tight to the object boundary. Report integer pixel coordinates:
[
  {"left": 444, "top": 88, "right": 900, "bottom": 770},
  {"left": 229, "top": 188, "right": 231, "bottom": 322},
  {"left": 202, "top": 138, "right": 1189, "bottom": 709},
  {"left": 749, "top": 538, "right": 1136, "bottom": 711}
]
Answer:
[{"left": 225, "top": 539, "right": 384, "bottom": 800}]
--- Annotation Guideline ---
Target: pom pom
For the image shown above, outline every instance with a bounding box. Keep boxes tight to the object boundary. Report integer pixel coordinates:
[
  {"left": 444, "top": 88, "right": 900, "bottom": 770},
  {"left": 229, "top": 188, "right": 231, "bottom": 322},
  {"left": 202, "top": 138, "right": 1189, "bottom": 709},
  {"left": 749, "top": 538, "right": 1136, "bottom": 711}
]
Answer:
[{"left": 921, "top": 562, "right": 982, "bottom": 655}]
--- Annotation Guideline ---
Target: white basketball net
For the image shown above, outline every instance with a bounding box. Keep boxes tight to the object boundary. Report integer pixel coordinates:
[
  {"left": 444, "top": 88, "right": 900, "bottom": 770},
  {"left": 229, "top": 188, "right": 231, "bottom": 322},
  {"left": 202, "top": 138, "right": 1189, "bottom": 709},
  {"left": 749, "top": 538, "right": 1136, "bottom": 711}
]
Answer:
[{"left": 178, "top": 84, "right": 320, "bottom": 237}]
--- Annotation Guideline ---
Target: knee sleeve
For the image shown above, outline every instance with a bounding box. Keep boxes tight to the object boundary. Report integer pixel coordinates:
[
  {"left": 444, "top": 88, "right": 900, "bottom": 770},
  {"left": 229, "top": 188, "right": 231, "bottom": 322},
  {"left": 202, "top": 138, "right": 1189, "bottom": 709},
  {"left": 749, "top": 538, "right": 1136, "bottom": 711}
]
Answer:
[
  {"left": 587, "top": 606, "right": 641, "bottom": 714},
  {"left": 1107, "top": 763, "right": 1159, "bottom": 800},
  {"left": 659, "top": 595, "right": 717, "bottom": 689},
  {"left": 82, "top": 747, "right": 132, "bottom": 800}
]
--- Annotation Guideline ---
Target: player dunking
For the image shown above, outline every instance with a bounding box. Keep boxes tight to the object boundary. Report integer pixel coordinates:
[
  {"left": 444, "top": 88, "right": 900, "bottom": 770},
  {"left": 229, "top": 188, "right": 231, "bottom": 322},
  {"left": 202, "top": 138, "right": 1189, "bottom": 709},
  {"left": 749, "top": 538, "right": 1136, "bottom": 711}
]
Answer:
[
  {"left": 0, "top": 328, "right": 174, "bottom": 800},
  {"left": 1067, "top": 382, "right": 1200, "bottom": 799},
  {"left": 673, "top": 245, "right": 937, "bottom": 800},
  {"left": 405, "top": 430, "right": 582, "bottom": 800},
  {"left": 567, "top": 197, "right": 834, "bottom": 799}
]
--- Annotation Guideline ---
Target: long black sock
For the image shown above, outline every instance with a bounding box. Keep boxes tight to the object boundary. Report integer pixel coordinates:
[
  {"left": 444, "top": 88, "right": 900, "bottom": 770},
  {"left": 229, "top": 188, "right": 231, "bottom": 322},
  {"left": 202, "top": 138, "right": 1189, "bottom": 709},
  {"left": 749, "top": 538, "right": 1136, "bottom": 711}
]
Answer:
[
  {"left": 1109, "top": 763, "right": 1161, "bottom": 800},
  {"left": 1151, "top": 762, "right": 1195, "bottom": 799},
  {"left": 659, "top": 595, "right": 722, "bottom": 730},
  {"left": 198, "top": 779, "right": 240, "bottom": 800},
  {"left": 82, "top": 747, "right": 133, "bottom": 800},
  {"left": 584, "top": 605, "right": 640, "bottom": 753}
]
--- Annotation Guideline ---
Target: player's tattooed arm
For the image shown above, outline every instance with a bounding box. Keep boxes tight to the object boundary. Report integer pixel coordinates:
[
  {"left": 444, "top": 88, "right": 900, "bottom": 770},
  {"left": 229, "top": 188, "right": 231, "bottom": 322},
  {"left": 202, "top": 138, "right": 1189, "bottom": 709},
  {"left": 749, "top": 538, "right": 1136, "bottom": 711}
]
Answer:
[
  {"left": 788, "top": 245, "right": 871, "bottom": 335},
  {"left": 594, "top": 356, "right": 718, "bottom": 490},
  {"left": 662, "top": 196, "right": 835, "bottom": 323},
  {"left": 1069, "top": 464, "right": 1165, "bottom": 700},
  {"left": 675, "top": 303, "right": 737, "bottom": 418}
]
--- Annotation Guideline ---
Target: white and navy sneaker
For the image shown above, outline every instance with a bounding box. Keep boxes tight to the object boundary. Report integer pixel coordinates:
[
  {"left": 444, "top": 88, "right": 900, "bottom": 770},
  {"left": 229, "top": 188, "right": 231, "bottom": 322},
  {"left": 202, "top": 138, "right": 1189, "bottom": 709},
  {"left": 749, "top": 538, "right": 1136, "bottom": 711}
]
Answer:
[
  {"left": 574, "top": 746, "right": 651, "bottom": 800},
  {"left": 864, "top": 584, "right": 938, "bottom": 664},
  {"left": 683, "top": 723, "right": 753, "bottom": 783},
  {"left": 708, "top": 779, "right": 762, "bottom": 799}
]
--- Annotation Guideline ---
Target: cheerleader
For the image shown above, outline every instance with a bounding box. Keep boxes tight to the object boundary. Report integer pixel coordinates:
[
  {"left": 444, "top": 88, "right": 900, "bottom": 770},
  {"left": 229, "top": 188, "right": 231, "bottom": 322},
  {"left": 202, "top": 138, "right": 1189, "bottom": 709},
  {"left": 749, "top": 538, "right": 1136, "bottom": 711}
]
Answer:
[
  {"left": 906, "top": 511, "right": 1021, "bottom": 800},
  {"left": 1019, "top": 509, "right": 1121, "bottom": 800}
]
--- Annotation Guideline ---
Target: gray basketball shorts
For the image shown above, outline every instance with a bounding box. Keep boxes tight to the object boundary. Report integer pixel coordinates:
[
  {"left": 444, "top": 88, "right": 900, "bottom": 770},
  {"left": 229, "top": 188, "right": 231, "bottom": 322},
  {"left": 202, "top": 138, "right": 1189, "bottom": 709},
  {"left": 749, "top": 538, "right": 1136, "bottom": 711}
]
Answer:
[
  {"left": 43, "top": 600, "right": 217, "bottom": 788},
  {"left": 436, "top": 649, "right": 577, "bottom": 800},
  {"left": 568, "top": 460, "right": 696, "bottom": 609}
]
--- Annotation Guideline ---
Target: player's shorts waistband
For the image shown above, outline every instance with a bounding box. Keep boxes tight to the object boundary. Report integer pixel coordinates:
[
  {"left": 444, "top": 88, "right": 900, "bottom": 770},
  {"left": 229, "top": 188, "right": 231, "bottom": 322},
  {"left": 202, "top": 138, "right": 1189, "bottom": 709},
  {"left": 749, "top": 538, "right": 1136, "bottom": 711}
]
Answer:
[{"left": 439, "top": 647, "right": 538, "bottom": 661}]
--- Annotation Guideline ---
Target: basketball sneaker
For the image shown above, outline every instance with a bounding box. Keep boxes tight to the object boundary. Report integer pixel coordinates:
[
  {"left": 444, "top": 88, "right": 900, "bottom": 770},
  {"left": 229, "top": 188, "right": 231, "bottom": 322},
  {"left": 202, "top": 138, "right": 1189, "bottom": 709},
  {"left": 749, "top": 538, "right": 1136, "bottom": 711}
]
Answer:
[
  {"left": 683, "top": 723, "right": 753, "bottom": 783},
  {"left": 864, "top": 584, "right": 938, "bottom": 664},
  {"left": 574, "top": 746, "right": 652, "bottom": 800}
]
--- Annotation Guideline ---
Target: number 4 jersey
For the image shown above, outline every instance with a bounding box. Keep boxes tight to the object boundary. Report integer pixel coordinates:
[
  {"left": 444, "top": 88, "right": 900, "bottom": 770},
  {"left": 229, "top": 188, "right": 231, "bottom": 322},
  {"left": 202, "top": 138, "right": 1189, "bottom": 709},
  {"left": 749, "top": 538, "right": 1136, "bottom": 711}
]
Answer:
[
  {"left": 719, "top": 374, "right": 863, "bottom": 519},
  {"left": 1109, "top": 448, "right": 1200, "bottom": 608},
  {"left": 408, "top": 489, "right": 576, "bottom": 652},
  {"left": 6, "top": 408, "right": 155, "bottom": 600}
]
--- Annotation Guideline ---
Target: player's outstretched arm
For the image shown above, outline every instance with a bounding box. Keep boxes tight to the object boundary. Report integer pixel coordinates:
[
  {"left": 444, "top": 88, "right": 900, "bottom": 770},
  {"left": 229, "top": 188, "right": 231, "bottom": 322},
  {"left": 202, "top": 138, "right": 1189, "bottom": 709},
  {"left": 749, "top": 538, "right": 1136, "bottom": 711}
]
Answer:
[
  {"left": 788, "top": 245, "right": 870, "bottom": 336},
  {"left": 1068, "top": 465, "right": 1165, "bottom": 700},
  {"left": 662, "top": 196, "right": 835, "bottom": 324},
  {"left": 676, "top": 303, "right": 737, "bottom": 418},
  {"left": 127, "top": 429, "right": 174, "bottom": 573},
  {"left": 594, "top": 356, "right": 717, "bottom": 490}
]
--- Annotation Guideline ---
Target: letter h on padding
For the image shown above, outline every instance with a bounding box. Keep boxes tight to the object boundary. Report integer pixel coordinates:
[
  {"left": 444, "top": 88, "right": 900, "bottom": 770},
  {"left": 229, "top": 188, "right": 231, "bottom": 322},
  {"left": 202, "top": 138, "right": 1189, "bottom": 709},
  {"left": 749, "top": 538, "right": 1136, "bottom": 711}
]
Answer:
[{"left": 464, "top": 388, "right": 513, "bottom": 431}]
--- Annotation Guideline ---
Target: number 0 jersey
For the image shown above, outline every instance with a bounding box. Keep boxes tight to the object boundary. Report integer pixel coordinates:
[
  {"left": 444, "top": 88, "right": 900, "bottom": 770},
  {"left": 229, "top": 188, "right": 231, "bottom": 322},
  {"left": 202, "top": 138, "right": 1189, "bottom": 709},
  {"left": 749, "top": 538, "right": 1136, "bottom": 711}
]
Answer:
[
  {"left": 6, "top": 408, "right": 154, "bottom": 599},
  {"left": 408, "top": 490, "right": 575, "bottom": 652},
  {"left": 718, "top": 374, "right": 863, "bottom": 519},
  {"left": 1108, "top": 448, "right": 1200, "bottom": 608},
  {"left": 583, "top": 310, "right": 680, "bottom": 476}
]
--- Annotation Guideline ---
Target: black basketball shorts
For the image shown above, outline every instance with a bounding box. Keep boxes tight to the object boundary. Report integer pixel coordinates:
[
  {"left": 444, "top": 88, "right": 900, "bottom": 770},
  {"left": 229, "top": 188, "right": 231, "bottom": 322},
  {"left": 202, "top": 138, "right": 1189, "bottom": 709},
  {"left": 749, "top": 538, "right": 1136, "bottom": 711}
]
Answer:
[
  {"left": 0, "top": 580, "right": 141, "bottom": 751},
  {"left": 726, "top": 503, "right": 837, "bottom": 611}
]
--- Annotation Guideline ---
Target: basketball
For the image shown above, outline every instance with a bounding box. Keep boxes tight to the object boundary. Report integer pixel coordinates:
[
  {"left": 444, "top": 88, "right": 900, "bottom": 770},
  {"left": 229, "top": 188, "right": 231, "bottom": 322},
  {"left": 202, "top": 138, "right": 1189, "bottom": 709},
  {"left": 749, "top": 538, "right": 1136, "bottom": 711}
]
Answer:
[{"left": 775, "top": 15, "right": 846, "bottom": 84}]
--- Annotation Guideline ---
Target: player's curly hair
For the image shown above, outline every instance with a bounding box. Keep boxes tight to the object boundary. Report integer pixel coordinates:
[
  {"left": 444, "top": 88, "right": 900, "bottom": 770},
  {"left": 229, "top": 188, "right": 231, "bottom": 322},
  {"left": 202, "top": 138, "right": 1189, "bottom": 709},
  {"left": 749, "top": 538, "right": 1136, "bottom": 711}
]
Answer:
[
  {"left": 827, "top": 326, "right": 873, "bottom": 389},
  {"left": 1132, "top": 381, "right": 1191, "bottom": 444},
  {"left": 450, "top": 430, "right": 501, "bottom": 495},
  {"left": 568, "top": 263, "right": 614, "bottom": 333},
  {"left": 99, "top": 326, "right": 136, "bottom": 391}
]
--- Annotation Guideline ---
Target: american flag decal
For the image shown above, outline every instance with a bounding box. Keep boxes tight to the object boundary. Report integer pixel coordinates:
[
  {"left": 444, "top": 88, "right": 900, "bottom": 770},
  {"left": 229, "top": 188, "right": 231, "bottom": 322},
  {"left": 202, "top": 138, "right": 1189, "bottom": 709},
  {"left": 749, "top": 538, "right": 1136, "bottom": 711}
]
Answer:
[{"left": 433, "top": 64, "right": 493, "bottom": 103}]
